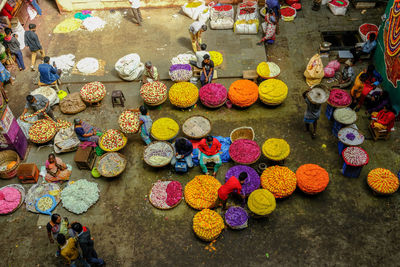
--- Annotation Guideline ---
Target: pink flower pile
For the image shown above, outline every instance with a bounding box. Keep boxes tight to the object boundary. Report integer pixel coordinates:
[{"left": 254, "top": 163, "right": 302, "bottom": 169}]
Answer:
[
  {"left": 0, "top": 187, "right": 21, "bottom": 214},
  {"left": 165, "top": 181, "right": 183, "bottom": 207},
  {"left": 199, "top": 83, "right": 227, "bottom": 107},
  {"left": 229, "top": 139, "right": 261, "bottom": 164},
  {"left": 150, "top": 180, "right": 183, "bottom": 209},
  {"left": 328, "top": 89, "right": 352, "bottom": 107}
]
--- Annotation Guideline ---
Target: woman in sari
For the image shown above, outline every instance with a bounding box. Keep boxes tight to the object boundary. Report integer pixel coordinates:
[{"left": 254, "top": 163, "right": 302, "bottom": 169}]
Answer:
[
  {"left": 257, "top": 9, "right": 277, "bottom": 46},
  {"left": 74, "top": 118, "right": 101, "bottom": 144},
  {"left": 45, "top": 153, "right": 71, "bottom": 183}
]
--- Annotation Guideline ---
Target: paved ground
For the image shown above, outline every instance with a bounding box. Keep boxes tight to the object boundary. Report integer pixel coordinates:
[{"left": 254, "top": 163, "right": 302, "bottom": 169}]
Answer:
[{"left": 1, "top": 1, "right": 400, "bottom": 267}]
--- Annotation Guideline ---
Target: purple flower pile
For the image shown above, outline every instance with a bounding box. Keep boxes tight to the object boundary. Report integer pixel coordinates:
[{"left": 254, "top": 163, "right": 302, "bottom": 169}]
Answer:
[
  {"left": 225, "top": 165, "right": 260, "bottom": 196},
  {"left": 225, "top": 206, "right": 248, "bottom": 228}
]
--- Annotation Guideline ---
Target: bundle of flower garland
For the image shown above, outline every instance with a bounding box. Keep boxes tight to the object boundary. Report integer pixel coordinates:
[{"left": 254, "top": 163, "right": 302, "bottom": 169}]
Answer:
[
  {"left": 144, "top": 141, "right": 174, "bottom": 167},
  {"left": 185, "top": 175, "right": 221, "bottom": 210},
  {"left": 333, "top": 108, "right": 357, "bottom": 125},
  {"left": 225, "top": 206, "right": 248, "bottom": 229},
  {"left": 29, "top": 119, "right": 57, "bottom": 144},
  {"left": 280, "top": 6, "right": 296, "bottom": 16},
  {"left": 61, "top": 179, "right": 99, "bottom": 214},
  {"left": 118, "top": 110, "right": 140, "bottom": 134},
  {"left": 99, "top": 129, "right": 127, "bottom": 151},
  {"left": 80, "top": 81, "right": 106, "bottom": 103},
  {"left": 259, "top": 79, "right": 288, "bottom": 105},
  {"left": 56, "top": 120, "right": 72, "bottom": 129},
  {"left": 97, "top": 152, "right": 127, "bottom": 177},
  {"left": 342, "top": 147, "right": 368, "bottom": 166},
  {"left": 169, "top": 64, "right": 193, "bottom": 82},
  {"left": 296, "top": 164, "right": 329, "bottom": 194},
  {"left": 151, "top": 118, "right": 179, "bottom": 141},
  {"left": 193, "top": 209, "right": 224, "bottom": 241},
  {"left": 225, "top": 165, "right": 260, "bottom": 196},
  {"left": 149, "top": 180, "right": 183, "bottom": 209},
  {"left": 256, "top": 62, "right": 280, "bottom": 78},
  {"left": 247, "top": 189, "right": 276, "bottom": 216},
  {"left": 140, "top": 81, "right": 168, "bottom": 105},
  {"left": 328, "top": 89, "right": 352, "bottom": 107},
  {"left": 367, "top": 168, "right": 399, "bottom": 195},
  {"left": 169, "top": 82, "right": 199, "bottom": 108},
  {"left": 228, "top": 80, "right": 258, "bottom": 107},
  {"left": 262, "top": 138, "right": 290, "bottom": 161},
  {"left": 209, "top": 51, "right": 223, "bottom": 67},
  {"left": 229, "top": 139, "right": 261, "bottom": 164},
  {"left": 199, "top": 83, "right": 227, "bottom": 107},
  {"left": 261, "top": 166, "right": 296, "bottom": 198},
  {"left": 0, "top": 187, "right": 21, "bottom": 214}
]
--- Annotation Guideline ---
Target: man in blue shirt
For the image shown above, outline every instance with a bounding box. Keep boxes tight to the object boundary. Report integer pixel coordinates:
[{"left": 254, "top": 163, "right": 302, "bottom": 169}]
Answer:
[
  {"left": 38, "top": 56, "right": 61, "bottom": 85},
  {"left": 350, "top": 33, "right": 377, "bottom": 63},
  {"left": 22, "top": 94, "right": 55, "bottom": 120}
]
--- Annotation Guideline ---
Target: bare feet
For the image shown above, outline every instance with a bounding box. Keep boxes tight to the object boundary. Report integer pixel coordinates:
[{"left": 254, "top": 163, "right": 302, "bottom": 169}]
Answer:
[{"left": 212, "top": 172, "right": 216, "bottom": 177}]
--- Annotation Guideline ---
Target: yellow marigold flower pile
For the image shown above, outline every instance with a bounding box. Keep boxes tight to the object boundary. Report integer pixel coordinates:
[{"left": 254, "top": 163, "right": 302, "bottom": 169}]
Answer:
[
  {"left": 53, "top": 18, "right": 81, "bottom": 33},
  {"left": 209, "top": 51, "right": 223, "bottom": 67},
  {"left": 151, "top": 118, "right": 179, "bottom": 140},
  {"left": 262, "top": 138, "right": 290, "bottom": 161},
  {"left": 258, "top": 79, "right": 288, "bottom": 105},
  {"left": 257, "top": 62, "right": 280, "bottom": 78},
  {"left": 186, "top": 1, "right": 202, "bottom": 8},
  {"left": 193, "top": 209, "right": 224, "bottom": 241},
  {"left": 247, "top": 189, "right": 276, "bottom": 216},
  {"left": 169, "top": 82, "right": 199, "bottom": 108},
  {"left": 367, "top": 168, "right": 399, "bottom": 195},
  {"left": 185, "top": 175, "right": 221, "bottom": 210},
  {"left": 261, "top": 166, "right": 297, "bottom": 198},
  {"left": 256, "top": 62, "right": 270, "bottom": 77}
]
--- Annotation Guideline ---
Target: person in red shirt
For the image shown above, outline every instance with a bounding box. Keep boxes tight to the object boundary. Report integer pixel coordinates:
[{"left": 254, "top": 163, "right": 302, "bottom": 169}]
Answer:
[
  {"left": 371, "top": 104, "right": 396, "bottom": 132},
  {"left": 217, "top": 172, "right": 247, "bottom": 210},
  {"left": 198, "top": 136, "right": 222, "bottom": 176}
]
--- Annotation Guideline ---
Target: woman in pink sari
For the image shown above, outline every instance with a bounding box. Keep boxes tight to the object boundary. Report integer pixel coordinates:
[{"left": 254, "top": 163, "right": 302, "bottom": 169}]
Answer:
[{"left": 45, "top": 153, "right": 71, "bottom": 183}]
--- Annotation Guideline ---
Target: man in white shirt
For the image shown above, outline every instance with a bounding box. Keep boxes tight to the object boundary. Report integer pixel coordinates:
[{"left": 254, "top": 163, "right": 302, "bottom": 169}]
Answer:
[
  {"left": 189, "top": 21, "right": 207, "bottom": 52},
  {"left": 130, "top": 0, "right": 142, "bottom": 25},
  {"left": 190, "top": 43, "right": 209, "bottom": 69}
]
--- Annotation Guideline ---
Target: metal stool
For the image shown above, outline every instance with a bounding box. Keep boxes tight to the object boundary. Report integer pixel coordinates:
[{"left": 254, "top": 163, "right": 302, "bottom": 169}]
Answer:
[{"left": 112, "top": 90, "right": 126, "bottom": 107}]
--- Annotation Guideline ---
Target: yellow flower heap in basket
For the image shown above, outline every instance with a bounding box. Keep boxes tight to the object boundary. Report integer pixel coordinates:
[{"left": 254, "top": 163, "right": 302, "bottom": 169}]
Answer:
[
  {"left": 261, "top": 166, "right": 297, "bottom": 198},
  {"left": 257, "top": 62, "right": 280, "bottom": 78},
  {"left": 262, "top": 138, "right": 290, "bottom": 161},
  {"left": 193, "top": 209, "right": 224, "bottom": 241},
  {"left": 185, "top": 175, "right": 221, "bottom": 210},
  {"left": 259, "top": 79, "right": 288, "bottom": 106},
  {"left": 118, "top": 110, "right": 140, "bottom": 134},
  {"left": 209, "top": 51, "right": 223, "bottom": 67},
  {"left": 99, "top": 129, "right": 127, "bottom": 152},
  {"left": 248, "top": 189, "right": 276, "bottom": 216},
  {"left": 367, "top": 168, "right": 399, "bottom": 195},
  {"left": 80, "top": 82, "right": 106, "bottom": 103},
  {"left": 169, "top": 82, "right": 199, "bottom": 108},
  {"left": 151, "top": 118, "right": 179, "bottom": 141}
]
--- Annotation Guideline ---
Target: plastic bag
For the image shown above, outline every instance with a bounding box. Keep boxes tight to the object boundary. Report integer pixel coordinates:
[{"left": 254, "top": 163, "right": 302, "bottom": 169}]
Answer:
[
  {"left": 198, "top": 8, "right": 210, "bottom": 23},
  {"left": 304, "top": 54, "right": 325, "bottom": 87},
  {"left": 54, "top": 126, "right": 80, "bottom": 154},
  {"left": 210, "top": 4, "right": 234, "bottom": 21},
  {"left": 324, "top": 67, "right": 335, "bottom": 78},
  {"left": 236, "top": 1, "right": 258, "bottom": 21},
  {"left": 115, "top": 53, "right": 142, "bottom": 81},
  {"left": 234, "top": 19, "right": 259, "bottom": 34},
  {"left": 210, "top": 17, "right": 234, "bottom": 29},
  {"left": 182, "top": 1, "right": 206, "bottom": 20},
  {"left": 327, "top": 60, "right": 341, "bottom": 71}
]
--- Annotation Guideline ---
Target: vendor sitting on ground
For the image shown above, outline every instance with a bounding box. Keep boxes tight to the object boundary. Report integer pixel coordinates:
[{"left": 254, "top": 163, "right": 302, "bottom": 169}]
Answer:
[
  {"left": 365, "top": 64, "right": 383, "bottom": 86},
  {"left": 198, "top": 135, "right": 222, "bottom": 176},
  {"left": 257, "top": 9, "right": 277, "bottom": 46},
  {"left": 45, "top": 153, "right": 71, "bottom": 183},
  {"left": 142, "top": 61, "right": 158, "bottom": 84},
  {"left": 370, "top": 104, "right": 396, "bottom": 132},
  {"left": 217, "top": 172, "right": 247, "bottom": 210},
  {"left": 366, "top": 91, "right": 390, "bottom": 114},
  {"left": 350, "top": 73, "right": 369, "bottom": 111},
  {"left": 330, "top": 60, "right": 355, "bottom": 89},
  {"left": 74, "top": 119, "right": 101, "bottom": 144},
  {"left": 350, "top": 33, "right": 377, "bottom": 64},
  {"left": 171, "top": 137, "right": 193, "bottom": 168},
  {"left": 200, "top": 54, "right": 214, "bottom": 86},
  {"left": 38, "top": 56, "right": 61, "bottom": 85},
  {"left": 22, "top": 94, "right": 56, "bottom": 121},
  {"left": 190, "top": 43, "right": 209, "bottom": 69}
]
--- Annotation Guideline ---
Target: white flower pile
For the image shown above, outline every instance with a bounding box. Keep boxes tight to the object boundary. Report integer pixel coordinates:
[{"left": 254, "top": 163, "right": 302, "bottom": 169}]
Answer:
[
  {"left": 61, "top": 179, "right": 99, "bottom": 214},
  {"left": 50, "top": 54, "right": 75, "bottom": 72},
  {"left": 82, "top": 16, "right": 106, "bottom": 32},
  {"left": 77, "top": 57, "right": 99, "bottom": 74}
]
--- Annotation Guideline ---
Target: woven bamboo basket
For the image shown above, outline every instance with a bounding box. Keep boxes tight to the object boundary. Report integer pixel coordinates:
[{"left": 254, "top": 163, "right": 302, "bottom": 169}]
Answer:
[
  {"left": 231, "top": 154, "right": 260, "bottom": 165},
  {"left": 145, "top": 95, "right": 168, "bottom": 107},
  {"left": 201, "top": 97, "right": 227, "bottom": 109},
  {"left": 171, "top": 96, "right": 199, "bottom": 109},
  {"left": 182, "top": 115, "right": 212, "bottom": 139},
  {"left": 96, "top": 152, "right": 127, "bottom": 178},
  {"left": 0, "top": 184, "right": 25, "bottom": 215},
  {"left": 148, "top": 179, "right": 183, "bottom": 210},
  {"left": 99, "top": 130, "right": 128, "bottom": 152},
  {"left": 230, "top": 127, "right": 255, "bottom": 142},
  {"left": 29, "top": 119, "right": 57, "bottom": 144},
  {"left": 0, "top": 150, "right": 21, "bottom": 179},
  {"left": 143, "top": 141, "right": 174, "bottom": 167}
]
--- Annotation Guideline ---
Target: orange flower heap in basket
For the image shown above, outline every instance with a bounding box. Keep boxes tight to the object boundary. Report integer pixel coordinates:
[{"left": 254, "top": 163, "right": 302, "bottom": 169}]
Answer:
[
  {"left": 140, "top": 81, "right": 167, "bottom": 105},
  {"left": 185, "top": 175, "right": 221, "bottom": 210},
  {"left": 118, "top": 110, "right": 140, "bottom": 134},
  {"left": 228, "top": 80, "right": 258, "bottom": 107},
  {"left": 367, "top": 168, "right": 399, "bottom": 195},
  {"left": 29, "top": 119, "right": 57, "bottom": 144},
  {"left": 169, "top": 82, "right": 199, "bottom": 108},
  {"left": 99, "top": 129, "right": 127, "bottom": 152},
  {"left": 261, "top": 166, "right": 296, "bottom": 198},
  {"left": 296, "top": 164, "right": 329, "bottom": 194},
  {"left": 193, "top": 209, "right": 224, "bottom": 241},
  {"left": 80, "top": 81, "right": 106, "bottom": 103}
]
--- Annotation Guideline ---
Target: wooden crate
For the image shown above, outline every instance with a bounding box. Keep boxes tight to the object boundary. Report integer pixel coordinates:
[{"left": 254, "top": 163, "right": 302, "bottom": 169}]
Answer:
[{"left": 351, "top": 0, "right": 376, "bottom": 9}]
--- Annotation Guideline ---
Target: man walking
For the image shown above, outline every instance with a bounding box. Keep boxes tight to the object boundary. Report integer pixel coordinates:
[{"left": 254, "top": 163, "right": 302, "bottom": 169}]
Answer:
[
  {"left": 130, "top": 0, "right": 142, "bottom": 26},
  {"left": 24, "top": 24, "right": 44, "bottom": 71}
]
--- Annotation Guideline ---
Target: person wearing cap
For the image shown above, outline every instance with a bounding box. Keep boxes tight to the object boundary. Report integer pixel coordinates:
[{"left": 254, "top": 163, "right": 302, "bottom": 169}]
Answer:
[
  {"left": 331, "top": 60, "right": 355, "bottom": 89},
  {"left": 24, "top": 23, "right": 44, "bottom": 71},
  {"left": 74, "top": 119, "right": 101, "bottom": 144},
  {"left": 22, "top": 94, "right": 55, "bottom": 121},
  {"left": 142, "top": 61, "right": 158, "bottom": 84},
  {"left": 189, "top": 22, "right": 207, "bottom": 52},
  {"left": 200, "top": 54, "right": 214, "bottom": 86},
  {"left": 302, "top": 88, "right": 328, "bottom": 139}
]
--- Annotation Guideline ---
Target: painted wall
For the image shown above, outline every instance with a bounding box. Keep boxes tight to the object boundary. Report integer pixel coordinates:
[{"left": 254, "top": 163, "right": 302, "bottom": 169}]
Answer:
[{"left": 374, "top": 0, "right": 400, "bottom": 111}]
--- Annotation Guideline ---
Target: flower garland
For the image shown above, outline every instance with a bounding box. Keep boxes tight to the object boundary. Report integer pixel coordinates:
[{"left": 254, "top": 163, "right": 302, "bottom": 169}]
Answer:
[
  {"left": 118, "top": 110, "right": 140, "bottom": 134},
  {"left": 185, "top": 175, "right": 221, "bottom": 210},
  {"left": 342, "top": 147, "right": 369, "bottom": 166},
  {"left": 367, "top": 168, "right": 399, "bottom": 195},
  {"left": 169, "top": 82, "right": 199, "bottom": 108},
  {"left": 247, "top": 189, "right": 276, "bottom": 216},
  {"left": 258, "top": 79, "right": 288, "bottom": 105},
  {"left": 99, "top": 129, "right": 127, "bottom": 152},
  {"left": 199, "top": 83, "right": 227, "bottom": 107},
  {"left": 296, "top": 164, "right": 329, "bottom": 194},
  {"left": 193, "top": 209, "right": 224, "bottom": 241},
  {"left": 256, "top": 62, "right": 270, "bottom": 77},
  {"left": 328, "top": 89, "right": 352, "bottom": 107},
  {"left": 225, "top": 206, "right": 248, "bottom": 229},
  {"left": 262, "top": 138, "right": 290, "bottom": 161},
  {"left": 209, "top": 51, "right": 223, "bottom": 67},
  {"left": 229, "top": 139, "right": 261, "bottom": 164},
  {"left": 261, "top": 166, "right": 297, "bottom": 198},
  {"left": 149, "top": 180, "right": 183, "bottom": 209},
  {"left": 29, "top": 120, "right": 57, "bottom": 144},
  {"left": 80, "top": 81, "right": 106, "bottom": 103},
  {"left": 0, "top": 187, "right": 21, "bottom": 214},
  {"left": 151, "top": 118, "right": 179, "bottom": 140},
  {"left": 169, "top": 64, "right": 193, "bottom": 82},
  {"left": 228, "top": 80, "right": 258, "bottom": 107},
  {"left": 61, "top": 179, "right": 99, "bottom": 214},
  {"left": 333, "top": 108, "right": 357, "bottom": 125},
  {"left": 97, "top": 152, "right": 126, "bottom": 177},
  {"left": 140, "top": 81, "right": 167, "bottom": 105},
  {"left": 225, "top": 165, "right": 260, "bottom": 196}
]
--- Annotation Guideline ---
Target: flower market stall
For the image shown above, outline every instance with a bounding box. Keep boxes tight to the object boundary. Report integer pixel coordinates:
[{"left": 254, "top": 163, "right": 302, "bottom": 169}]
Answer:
[
  {"left": 228, "top": 80, "right": 258, "bottom": 107},
  {"left": 341, "top": 147, "right": 369, "bottom": 178},
  {"left": 140, "top": 81, "right": 168, "bottom": 106},
  {"left": 367, "top": 168, "right": 399, "bottom": 195},
  {"left": 229, "top": 139, "right": 261, "bottom": 165},
  {"left": 225, "top": 206, "right": 248, "bottom": 229},
  {"left": 99, "top": 129, "right": 127, "bottom": 152},
  {"left": 296, "top": 164, "right": 329, "bottom": 194},
  {"left": 262, "top": 138, "right": 290, "bottom": 163},
  {"left": 258, "top": 79, "right": 288, "bottom": 106},
  {"left": 199, "top": 83, "right": 227, "bottom": 108},
  {"left": 169, "top": 82, "right": 199, "bottom": 108}
]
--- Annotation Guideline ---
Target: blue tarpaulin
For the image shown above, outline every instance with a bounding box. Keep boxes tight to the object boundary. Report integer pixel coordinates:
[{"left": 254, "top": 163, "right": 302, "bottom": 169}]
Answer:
[{"left": 192, "top": 136, "right": 231, "bottom": 166}]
